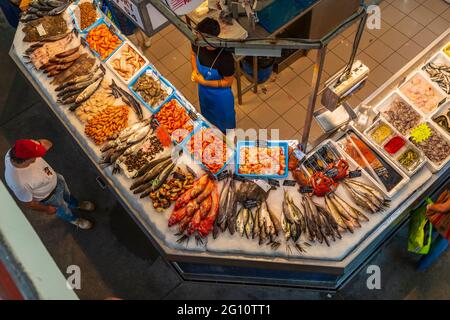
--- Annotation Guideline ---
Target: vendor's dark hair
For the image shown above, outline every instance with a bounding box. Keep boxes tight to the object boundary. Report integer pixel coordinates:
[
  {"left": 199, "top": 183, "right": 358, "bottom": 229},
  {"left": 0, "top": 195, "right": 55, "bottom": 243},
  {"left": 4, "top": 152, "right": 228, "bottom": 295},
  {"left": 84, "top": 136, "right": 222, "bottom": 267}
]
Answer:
[
  {"left": 196, "top": 17, "right": 220, "bottom": 37},
  {"left": 10, "top": 148, "right": 27, "bottom": 164}
]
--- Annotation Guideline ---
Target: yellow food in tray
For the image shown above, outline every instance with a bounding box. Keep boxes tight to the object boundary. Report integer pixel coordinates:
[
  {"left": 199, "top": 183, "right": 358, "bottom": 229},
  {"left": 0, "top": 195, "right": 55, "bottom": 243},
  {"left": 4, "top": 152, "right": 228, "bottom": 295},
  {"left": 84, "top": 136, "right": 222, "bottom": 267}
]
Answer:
[{"left": 370, "top": 123, "right": 393, "bottom": 145}]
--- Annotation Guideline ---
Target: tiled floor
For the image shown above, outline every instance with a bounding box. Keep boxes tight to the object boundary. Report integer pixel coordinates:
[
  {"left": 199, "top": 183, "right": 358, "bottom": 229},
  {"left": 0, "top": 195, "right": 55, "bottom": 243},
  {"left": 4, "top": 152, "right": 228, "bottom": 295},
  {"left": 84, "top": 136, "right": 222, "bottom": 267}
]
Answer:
[{"left": 140, "top": 0, "right": 450, "bottom": 143}]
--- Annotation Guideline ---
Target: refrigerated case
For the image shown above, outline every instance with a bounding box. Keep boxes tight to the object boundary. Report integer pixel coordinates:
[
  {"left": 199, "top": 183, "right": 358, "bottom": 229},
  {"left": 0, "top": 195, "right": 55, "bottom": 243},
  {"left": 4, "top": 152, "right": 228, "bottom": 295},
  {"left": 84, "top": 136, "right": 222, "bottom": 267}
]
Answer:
[{"left": 9, "top": 7, "right": 449, "bottom": 290}]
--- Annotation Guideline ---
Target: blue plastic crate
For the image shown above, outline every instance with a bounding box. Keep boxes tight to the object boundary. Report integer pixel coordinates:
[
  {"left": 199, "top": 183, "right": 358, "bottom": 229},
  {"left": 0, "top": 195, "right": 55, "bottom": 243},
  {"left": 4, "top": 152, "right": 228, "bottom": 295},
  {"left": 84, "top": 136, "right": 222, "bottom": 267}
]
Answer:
[
  {"left": 69, "top": 0, "right": 102, "bottom": 34},
  {"left": 128, "top": 65, "right": 174, "bottom": 114},
  {"left": 235, "top": 140, "right": 289, "bottom": 179},
  {"left": 154, "top": 94, "right": 201, "bottom": 146},
  {"left": 181, "top": 122, "right": 235, "bottom": 177},
  {"left": 82, "top": 19, "right": 125, "bottom": 63}
]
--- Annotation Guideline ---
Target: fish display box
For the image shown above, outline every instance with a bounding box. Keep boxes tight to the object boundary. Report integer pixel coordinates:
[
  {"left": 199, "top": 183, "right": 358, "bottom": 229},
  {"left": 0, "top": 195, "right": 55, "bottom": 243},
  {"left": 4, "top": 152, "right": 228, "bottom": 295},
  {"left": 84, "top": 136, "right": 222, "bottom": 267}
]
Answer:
[
  {"left": 154, "top": 94, "right": 202, "bottom": 146},
  {"left": 363, "top": 118, "right": 427, "bottom": 177},
  {"left": 422, "top": 51, "right": 450, "bottom": 96},
  {"left": 82, "top": 18, "right": 125, "bottom": 62},
  {"left": 182, "top": 122, "right": 235, "bottom": 177},
  {"left": 69, "top": 0, "right": 102, "bottom": 34},
  {"left": 235, "top": 140, "right": 289, "bottom": 179},
  {"left": 337, "top": 127, "right": 410, "bottom": 198},
  {"left": 128, "top": 65, "right": 174, "bottom": 113},
  {"left": 106, "top": 40, "right": 149, "bottom": 85}
]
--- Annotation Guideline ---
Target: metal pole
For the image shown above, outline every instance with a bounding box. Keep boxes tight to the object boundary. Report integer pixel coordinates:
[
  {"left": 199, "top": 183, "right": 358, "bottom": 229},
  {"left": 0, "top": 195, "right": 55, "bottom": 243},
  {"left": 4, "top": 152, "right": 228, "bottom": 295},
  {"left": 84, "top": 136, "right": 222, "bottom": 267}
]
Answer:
[
  {"left": 252, "top": 56, "right": 258, "bottom": 93},
  {"left": 301, "top": 46, "right": 327, "bottom": 151},
  {"left": 343, "top": 9, "right": 368, "bottom": 79},
  {"left": 235, "top": 58, "right": 243, "bottom": 105}
]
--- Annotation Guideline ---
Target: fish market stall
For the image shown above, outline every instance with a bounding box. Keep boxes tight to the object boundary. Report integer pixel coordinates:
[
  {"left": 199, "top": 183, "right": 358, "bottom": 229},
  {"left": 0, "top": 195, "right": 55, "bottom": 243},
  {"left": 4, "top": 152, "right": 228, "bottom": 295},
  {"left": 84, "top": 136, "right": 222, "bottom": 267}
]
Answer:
[{"left": 9, "top": 1, "right": 450, "bottom": 289}]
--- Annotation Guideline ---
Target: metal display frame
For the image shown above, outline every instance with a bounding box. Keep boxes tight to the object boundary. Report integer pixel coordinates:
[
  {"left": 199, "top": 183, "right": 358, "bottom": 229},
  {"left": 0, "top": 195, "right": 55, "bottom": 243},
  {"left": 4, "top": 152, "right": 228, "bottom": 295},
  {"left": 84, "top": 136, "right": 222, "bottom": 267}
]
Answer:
[
  {"left": 9, "top": 29, "right": 450, "bottom": 290},
  {"left": 148, "top": 0, "right": 368, "bottom": 151}
]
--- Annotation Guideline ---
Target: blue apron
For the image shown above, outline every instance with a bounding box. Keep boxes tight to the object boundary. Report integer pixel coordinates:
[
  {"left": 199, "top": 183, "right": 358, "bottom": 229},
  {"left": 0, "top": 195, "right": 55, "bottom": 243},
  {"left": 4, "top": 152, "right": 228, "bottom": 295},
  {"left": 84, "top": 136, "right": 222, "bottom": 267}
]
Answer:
[{"left": 196, "top": 50, "right": 236, "bottom": 133}]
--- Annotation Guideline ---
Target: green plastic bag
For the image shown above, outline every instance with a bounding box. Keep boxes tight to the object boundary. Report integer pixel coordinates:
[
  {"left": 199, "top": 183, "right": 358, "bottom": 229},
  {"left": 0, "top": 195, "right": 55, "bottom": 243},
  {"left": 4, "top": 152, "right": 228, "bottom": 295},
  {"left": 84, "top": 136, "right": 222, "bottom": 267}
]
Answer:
[{"left": 408, "top": 198, "right": 433, "bottom": 255}]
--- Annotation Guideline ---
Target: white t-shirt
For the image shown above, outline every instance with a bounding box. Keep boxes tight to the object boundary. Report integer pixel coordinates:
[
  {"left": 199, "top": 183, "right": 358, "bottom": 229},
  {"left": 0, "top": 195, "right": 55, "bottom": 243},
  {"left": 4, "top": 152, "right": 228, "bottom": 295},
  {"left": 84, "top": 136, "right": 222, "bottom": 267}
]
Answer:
[{"left": 4, "top": 151, "right": 57, "bottom": 202}]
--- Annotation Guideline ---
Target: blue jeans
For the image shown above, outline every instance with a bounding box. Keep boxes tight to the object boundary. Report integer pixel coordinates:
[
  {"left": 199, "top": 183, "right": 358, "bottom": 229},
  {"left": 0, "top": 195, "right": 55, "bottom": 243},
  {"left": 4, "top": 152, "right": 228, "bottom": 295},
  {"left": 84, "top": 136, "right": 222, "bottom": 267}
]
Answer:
[{"left": 41, "top": 174, "right": 79, "bottom": 222}]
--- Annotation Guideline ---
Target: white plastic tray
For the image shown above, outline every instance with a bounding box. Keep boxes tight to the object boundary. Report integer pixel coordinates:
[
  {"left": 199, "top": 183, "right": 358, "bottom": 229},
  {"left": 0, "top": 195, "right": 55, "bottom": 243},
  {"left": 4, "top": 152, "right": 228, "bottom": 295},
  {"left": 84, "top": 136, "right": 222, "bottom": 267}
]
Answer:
[
  {"left": 399, "top": 71, "right": 447, "bottom": 116},
  {"left": 363, "top": 118, "right": 427, "bottom": 177},
  {"left": 422, "top": 51, "right": 450, "bottom": 96},
  {"left": 106, "top": 41, "right": 149, "bottom": 85},
  {"left": 336, "top": 127, "right": 410, "bottom": 198}
]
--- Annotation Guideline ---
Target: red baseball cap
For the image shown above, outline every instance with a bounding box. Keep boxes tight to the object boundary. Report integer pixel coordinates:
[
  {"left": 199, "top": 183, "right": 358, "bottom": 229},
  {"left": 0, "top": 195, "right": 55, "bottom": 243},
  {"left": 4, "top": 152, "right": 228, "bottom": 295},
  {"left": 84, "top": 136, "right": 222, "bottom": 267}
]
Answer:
[{"left": 12, "top": 139, "right": 47, "bottom": 159}]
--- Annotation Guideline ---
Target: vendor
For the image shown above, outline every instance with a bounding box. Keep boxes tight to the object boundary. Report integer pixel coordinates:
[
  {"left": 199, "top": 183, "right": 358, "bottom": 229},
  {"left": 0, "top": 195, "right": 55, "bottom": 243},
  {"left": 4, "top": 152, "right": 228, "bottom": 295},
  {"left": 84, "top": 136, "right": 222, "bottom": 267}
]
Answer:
[
  {"left": 4, "top": 139, "right": 95, "bottom": 230},
  {"left": 191, "top": 17, "right": 236, "bottom": 133}
]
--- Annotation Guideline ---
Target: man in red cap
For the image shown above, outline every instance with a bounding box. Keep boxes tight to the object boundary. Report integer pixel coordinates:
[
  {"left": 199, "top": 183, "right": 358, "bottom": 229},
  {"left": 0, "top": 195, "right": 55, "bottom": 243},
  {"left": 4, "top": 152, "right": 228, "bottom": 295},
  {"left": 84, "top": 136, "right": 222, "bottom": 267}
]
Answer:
[{"left": 4, "top": 139, "right": 95, "bottom": 230}]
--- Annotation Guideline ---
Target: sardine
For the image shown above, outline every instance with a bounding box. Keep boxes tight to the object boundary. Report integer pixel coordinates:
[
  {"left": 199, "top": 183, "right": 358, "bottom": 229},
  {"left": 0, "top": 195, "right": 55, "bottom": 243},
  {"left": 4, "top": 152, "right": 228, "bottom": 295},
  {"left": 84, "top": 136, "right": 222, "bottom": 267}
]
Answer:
[
  {"left": 290, "top": 223, "right": 301, "bottom": 243},
  {"left": 54, "top": 72, "right": 94, "bottom": 92},
  {"left": 343, "top": 183, "right": 374, "bottom": 212},
  {"left": 58, "top": 88, "right": 84, "bottom": 102},
  {"left": 48, "top": 2, "right": 70, "bottom": 15},
  {"left": 73, "top": 77, "right": 103, "bottom": 105},
  {"left": 252, "top": 206, "right": 260, "bottom": 239},
  {"left": 281, "top": 213, "right": 290, "bottom": 241},
  {"left": 147, "top": 163, "right": 176, "bottom": 194},
  {"left": 226, "top": 180, "right": 238, "bottom": 235},
  {"left": 216, "top": 179, "right": 230, "bottom": 230},
  {"left": 235, "top": 207, "right": 247, "bottom": 237},
  {"left": 324, "top": 195, "right": 348, "bottom": 230},
  {"left": 282, "top": 191, "right": 296, "bottom": 224},
  {"left": 130, "top": 159, "right": 171, "bottom": 190},
  {"left": 333, "top": 192, "right": 369, "bottom": 222},
  {"left": 265, "top": 201, "right": 282, "bottom": 237},
  {"left": 133, "top": 155, "right": 171, "bottom": 179},
  {"left": 328, "top": 195, "right": 356, "bottom": 232},
  {"left": 57, "top": 73, "right": 102, "bottom": 97},
  {"left": 245, "top": 208, "right": 254, "bottom": 239}
]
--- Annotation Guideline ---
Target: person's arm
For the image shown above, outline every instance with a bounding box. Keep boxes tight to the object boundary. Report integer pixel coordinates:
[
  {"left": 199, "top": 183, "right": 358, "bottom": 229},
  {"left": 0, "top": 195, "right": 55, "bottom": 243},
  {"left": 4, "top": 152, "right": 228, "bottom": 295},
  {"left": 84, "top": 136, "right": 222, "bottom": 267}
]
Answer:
[
  {"left": 194, "top": 74, "right": 234, "bottom": 88},
  {"left": 191, "top": 49, "right": 198, "bottom": 73},
  {"left": 23, "top": 200, "right": 57, "bottom": 214},
  {"left": 12, "top": 184, "right": 56, "bottom": 214}
]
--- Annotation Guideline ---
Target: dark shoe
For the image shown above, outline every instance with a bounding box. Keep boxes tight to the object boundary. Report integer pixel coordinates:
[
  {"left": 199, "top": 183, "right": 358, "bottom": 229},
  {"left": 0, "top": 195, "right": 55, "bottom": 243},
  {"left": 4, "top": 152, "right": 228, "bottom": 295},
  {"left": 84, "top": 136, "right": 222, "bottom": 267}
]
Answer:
[{"left": 70, "top": 218, "right": 93, "bottom": 230}]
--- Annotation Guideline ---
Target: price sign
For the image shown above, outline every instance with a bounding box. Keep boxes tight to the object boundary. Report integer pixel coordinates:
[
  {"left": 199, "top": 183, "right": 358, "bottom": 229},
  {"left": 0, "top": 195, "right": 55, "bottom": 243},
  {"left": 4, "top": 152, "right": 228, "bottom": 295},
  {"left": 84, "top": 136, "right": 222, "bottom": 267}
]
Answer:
[
  {"left": 268, "top": 179, "right": 280, "bottom": 187},
  {"left": 283, "top": 180, "right": 297, "bottom": 187},
  {"left": 324, "top": 167, "right": 339, "bottom": 179},
  {"left": 187, "top": 109, "right": 198, "bottom": 121},
  {"left": 348, "top": 170, "right": 362, "bottom": 178},
  {"left": 243, "top": 199, "right": 259, "bottom": 209},
  {"left": 299, "top": 186, "right": 313, "bottom": 194},
  {"left": 217, "top": 170, "right": 231, "bottom": 181},
  {"left": 252, "top": 179, "right": 272, "bottom": 193}
]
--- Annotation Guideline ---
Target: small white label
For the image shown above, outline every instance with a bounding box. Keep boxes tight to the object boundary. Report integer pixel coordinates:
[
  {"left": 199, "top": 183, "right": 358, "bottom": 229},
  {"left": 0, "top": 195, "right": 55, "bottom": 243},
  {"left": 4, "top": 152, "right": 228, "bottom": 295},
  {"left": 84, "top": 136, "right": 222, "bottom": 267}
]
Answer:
[
  {"left": 252, "top": 179, "right": 272, "bottom": 192},
  {"left": 36, "top": 24, "right": 47, "bottom": 37}
]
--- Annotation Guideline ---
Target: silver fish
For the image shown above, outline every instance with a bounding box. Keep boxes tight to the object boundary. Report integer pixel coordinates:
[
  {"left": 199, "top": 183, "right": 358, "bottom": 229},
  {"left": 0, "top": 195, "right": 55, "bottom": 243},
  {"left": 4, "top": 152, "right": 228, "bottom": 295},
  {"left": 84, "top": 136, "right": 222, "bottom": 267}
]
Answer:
[
  {"left": 74, "top": 77, "right": 103, "bottom": 105},
  {"left": 236, "top": 207, "right": 248, "bottom": 237},
  {"left": 324, "top": 195, "right": 348, "bottom": 230},
  {"left": 333, "top": 192, "right": 369, "bottom": 222},
  {"left": 216, "top": 178, "right": 231, "bottom": 231},
  {"left": 245, "top": 208, "right": 254, "bottom": 239}
]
